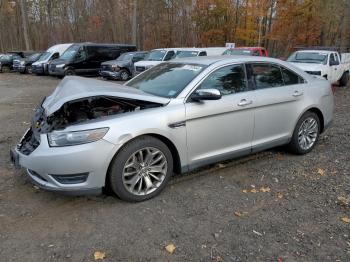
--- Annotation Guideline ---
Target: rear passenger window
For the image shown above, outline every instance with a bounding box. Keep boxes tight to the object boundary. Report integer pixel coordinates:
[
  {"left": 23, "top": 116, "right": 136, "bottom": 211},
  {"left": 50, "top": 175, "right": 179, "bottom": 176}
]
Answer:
[
  {"left": 281, "top": 67, "right": 304, "bottom": 85},
  {"left": 164, "top": 51, "right": 175, "bottom": 61},
  {"left": 250, "top": 63, "right": 284, "bottom": 89},
  {"left": 199, "top": 51, "right": 207, "bottom": 56},
  {"left": 198, "top": 64, "right": 248, "bottom": 95}
]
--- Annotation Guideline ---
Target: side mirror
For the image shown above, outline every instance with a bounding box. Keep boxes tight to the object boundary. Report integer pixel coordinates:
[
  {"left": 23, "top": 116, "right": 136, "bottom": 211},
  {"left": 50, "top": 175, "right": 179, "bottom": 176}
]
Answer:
[{"left": 191, "top": 89, "right": 222, "bottom": 102}]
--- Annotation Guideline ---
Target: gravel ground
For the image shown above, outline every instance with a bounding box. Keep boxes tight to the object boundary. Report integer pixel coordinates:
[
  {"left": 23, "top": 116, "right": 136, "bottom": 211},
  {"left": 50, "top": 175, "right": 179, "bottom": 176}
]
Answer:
[{"left": 0, "top": 73, "right": 349, "bottom": 262}]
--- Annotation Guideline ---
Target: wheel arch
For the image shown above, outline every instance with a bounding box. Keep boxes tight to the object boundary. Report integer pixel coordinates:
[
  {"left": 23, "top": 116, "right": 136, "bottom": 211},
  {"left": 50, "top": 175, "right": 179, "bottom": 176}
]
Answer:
[
  {"left": 301, "top": 107, "right": 325, "bottom": 133},
  {"left": 105, "top": 133, "right": 182, "bottom": 188}
]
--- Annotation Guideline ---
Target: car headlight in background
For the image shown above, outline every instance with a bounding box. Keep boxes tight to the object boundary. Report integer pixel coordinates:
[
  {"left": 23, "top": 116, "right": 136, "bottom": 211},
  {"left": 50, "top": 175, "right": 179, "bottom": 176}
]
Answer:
[
  {"left": 20, "top": 61, "right": 25, "bottom": 65},
  {"left": 47, "top": 128, "right": 109, "bottom": 147},
  {"left": 112, "top": 65, "right": 120, "bottom": 71},
  {"left": 56, "top": 64, "right": 66, "bottom": 68}
]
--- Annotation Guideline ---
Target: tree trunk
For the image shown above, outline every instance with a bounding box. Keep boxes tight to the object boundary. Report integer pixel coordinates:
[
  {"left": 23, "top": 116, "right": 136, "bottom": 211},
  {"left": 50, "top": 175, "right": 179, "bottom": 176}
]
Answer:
[{"left": 19, "top": 0, "right": 30, "bottom": 50}]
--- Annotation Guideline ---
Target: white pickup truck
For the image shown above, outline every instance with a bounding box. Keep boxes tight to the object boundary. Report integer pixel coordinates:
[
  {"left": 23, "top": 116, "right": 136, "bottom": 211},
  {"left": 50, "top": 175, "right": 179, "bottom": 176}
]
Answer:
[{"left": 287, "top": 49, "right": 350, "bottom": 85}]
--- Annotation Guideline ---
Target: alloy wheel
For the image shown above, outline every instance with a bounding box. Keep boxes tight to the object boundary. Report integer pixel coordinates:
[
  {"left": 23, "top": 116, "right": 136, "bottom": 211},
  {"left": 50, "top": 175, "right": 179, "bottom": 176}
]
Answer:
[
  {"left": 298, "top": 117, "right": 318, "bottom": 150},
  {"left": 122, "top": 147, "right": 167, "bottom": 196}
]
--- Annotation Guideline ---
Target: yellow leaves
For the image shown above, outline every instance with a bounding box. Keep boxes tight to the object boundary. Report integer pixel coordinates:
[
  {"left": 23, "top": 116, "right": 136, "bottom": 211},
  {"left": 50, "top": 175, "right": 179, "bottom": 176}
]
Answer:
[
  {"left": 94, "top": 251, "right": 106, "bottom": 260},
  {"left": 339, "top": 217, "right": 350, "bottom": 224},
  {"left": 317, "top": 168, "right": 326, "bottom": 176},
  {"left": 165, "top": 243, "right": 176, "bottom": 254},
  {"left": 277, "top": 192, "right": 284, "bottom": 199},
  {"left": 234, "top": 211, "right": 248, "bottom": 218},
  {"left": 337, "top": 196, "right": 350, "bottom": 206},
  {"left": 242, "top": 186, "right": 271, "bottom": 193}
]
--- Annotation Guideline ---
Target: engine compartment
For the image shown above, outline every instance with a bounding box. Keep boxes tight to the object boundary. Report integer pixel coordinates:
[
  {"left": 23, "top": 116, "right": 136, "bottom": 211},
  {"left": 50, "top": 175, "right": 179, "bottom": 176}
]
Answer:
[{"left": 36, "top": 96, "right": 162, "bottom": 132}]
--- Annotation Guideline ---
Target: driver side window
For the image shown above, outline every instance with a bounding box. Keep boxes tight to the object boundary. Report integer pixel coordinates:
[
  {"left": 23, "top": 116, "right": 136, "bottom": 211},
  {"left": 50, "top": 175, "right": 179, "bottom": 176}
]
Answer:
[{"left": 198, "top": 64, "right": 248, "bottom": 95}]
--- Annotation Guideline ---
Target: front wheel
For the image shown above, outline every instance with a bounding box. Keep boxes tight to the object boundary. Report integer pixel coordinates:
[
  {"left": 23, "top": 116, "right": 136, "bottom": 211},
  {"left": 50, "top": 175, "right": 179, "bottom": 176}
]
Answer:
[
  {"left": 288, "top": 111, "right": 320, "bottom": 154},
  {"left": 65, "top": 69, "right": 75, "bottom": 76},
  {"left": 119, "top": 69, "right": 130, "bottom": 81},
  {"left": 339, "top": 72, "right": 349, "bottom": 87},
  {"left": 25, "top": 65, "right": 32, "bottom": 74},
  {"left": 1, "top": 65, "right": 10, "bottom": 73},
  {"left": 108, "top": 136, "right": 173, "bottom": 202}
]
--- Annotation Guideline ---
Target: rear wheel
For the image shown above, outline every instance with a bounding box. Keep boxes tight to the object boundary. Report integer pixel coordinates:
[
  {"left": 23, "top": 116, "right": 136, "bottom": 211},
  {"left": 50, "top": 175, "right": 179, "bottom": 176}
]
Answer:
[
  {"left": 339, "top": 72, "right": 349, "bottom": 87},
  {"left": 1, "top": 65, "right": 10, "bottom": 73},
  {"left": 119, "top": 69, "right": 130, "bottom": 81},
  {"left": 108, "top": 136, "right": 173, "bottom": 202},
  {"left": 25, "top": 65, "right": 32, "bottom": 74},
  {"left": 288, "top": 111, "right": 320, "bottom": 154}
]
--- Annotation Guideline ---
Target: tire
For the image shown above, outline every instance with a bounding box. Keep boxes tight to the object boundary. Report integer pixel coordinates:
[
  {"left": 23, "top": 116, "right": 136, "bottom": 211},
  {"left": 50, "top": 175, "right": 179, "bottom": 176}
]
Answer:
[
  {"left": 25, "top": 65, "right": 32, "bottom": 74},
  {"left": 339, "top": 72, "right": 349, "bottom": 87},
  {"left": 65, "top": 69, "right": 75, "bottom": 76},
  {"left": 288, "top": 111, "right": 320, "bottom": 155},
  {"left": 108, "top": 136, "right": 173, "bottom": 202},
  {"left": 119, "top": 69, "right": 130, "bottom": 81},
  {"left": 1, "top": 65, "right": 10, "bottom": 73}
]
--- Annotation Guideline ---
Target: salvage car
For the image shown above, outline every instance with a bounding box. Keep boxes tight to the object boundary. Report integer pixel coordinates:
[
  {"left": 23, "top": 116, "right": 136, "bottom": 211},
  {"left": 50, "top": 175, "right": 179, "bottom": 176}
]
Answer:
[
  {"left": 13, "top": 52, "right": 44, "bottom": 74},
  {"left": 49, "top": 43, "right": 137, "bottom": 77},
  {"left": 223, "top": 47, "right": 268, "bottom": 57},
  {"left": 0, "top": 53, "right": 24, "bottom": 72},
  {"left": 10, "top": 56, "right": 334, "bottom": 202},
  {"left": 100, "top": 51, "right": 148, "bottom": 81},
  {"left": 287, "top": 49, "right": 350, "bottom": 85},
  {"left": 32, "top": 43, "right": 73, "bottom": 75}
]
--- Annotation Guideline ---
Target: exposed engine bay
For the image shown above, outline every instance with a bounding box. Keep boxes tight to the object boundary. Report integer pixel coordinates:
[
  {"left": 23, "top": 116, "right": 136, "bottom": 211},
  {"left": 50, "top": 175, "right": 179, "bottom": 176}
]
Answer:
[{"left": 17, "top": 96, "right": 162, "bottom": 155}]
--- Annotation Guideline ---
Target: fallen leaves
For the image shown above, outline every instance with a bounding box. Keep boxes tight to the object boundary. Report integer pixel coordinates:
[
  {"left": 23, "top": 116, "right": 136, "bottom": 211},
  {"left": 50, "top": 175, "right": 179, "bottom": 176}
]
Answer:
[
  {"left": 317, "top": 168, "right": 326, "bottom": 176},
  {"left": 242, "top": 186, "right": 271, "bottom": 193},
  {"left": 234, "top": 211, "right": 248, "bottom": 218},
  {"left": 277, "top": 192, "right": 284, "bottom": 199},
  {"left": 339, "top": 217, "right": 350, "bottom": 224},
  {"left": 165, "top": 243, "right": 176, "bottom": 254},
  {"left": 94, "top": 251, "right": 106, "bottom": 260},
  {"left": 337, "top": 196, "right": 350, "bottom": 206}
]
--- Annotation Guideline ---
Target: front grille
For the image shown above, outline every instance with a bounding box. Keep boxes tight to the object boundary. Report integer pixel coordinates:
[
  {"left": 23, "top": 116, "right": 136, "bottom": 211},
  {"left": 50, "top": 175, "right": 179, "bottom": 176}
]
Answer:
[
  {"left": 135, "top": 66, "right": 145, "bottom": 72},
  {"left": 13, "top": 60, "right": 21, "bottom": 67},
  {"left": 17, "top": 128, "right": 40, "bottom": 155},
  {"left": 101, "top": 65, "right": 112, "bottom": 71}
]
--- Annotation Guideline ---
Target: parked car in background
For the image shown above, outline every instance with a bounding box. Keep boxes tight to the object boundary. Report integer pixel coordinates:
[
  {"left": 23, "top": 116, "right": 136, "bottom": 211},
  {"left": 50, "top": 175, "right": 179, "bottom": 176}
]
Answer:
[
  {"left": 133, "top": 48, "right": 179, "bottom": 75},
  {"left": 48, "top": 43, "right": 136, "bottom": 77},
  {"left": 32, "top": 43, "right": 73, "bottom": 75},
  {"left": 11, "top": 56, "right": 333, "bottom": 201},
  {"left": 287, "top": 49, "right": 350, "bottom": 85},
  {"left": 100, "top": 51, "right": 148, "bottom": 81},
  {"left": 13, "top": 52, "right": 44, "bottom": 74},
  {"left": 174, "top": 47, "right": 227, "bottom": 59},
  {"left": 223, "top": 47, "right": 268, "bottom": 57},
  {"left": 0, "top": 52, "right": 24, "bottom": 72}
]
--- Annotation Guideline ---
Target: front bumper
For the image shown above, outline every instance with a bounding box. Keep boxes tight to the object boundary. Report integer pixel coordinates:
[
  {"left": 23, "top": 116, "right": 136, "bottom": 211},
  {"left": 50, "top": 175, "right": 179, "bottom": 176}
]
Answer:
[
  {"left": 100, "top": 70, "right": 121, "bottom": 79},
  {"left": 48, "top": 66, "right": 65, "bottom": 76},
  {"left": 13, "top": 65, "right": 26, "bottom": 73},
  {"left": 11, "top": 133, "right": 118, "bottom": 195},
  {"left": 32, "top": 64, "right": 45, "bottom": 74}
]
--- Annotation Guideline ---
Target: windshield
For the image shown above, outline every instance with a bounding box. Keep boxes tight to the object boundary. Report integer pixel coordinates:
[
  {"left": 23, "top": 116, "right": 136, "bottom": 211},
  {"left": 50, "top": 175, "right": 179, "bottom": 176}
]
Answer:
[
  {"left": 29, "top": 53, "right": 42, "bottom": 61},
  {"left": 223, "top": 49, "right": 252, "bottom": 55},
  {"left": 287, "top": 52, "right": 328, "bottom": 64},
  {"left": 60, "top": 45, "right": 80, "bottom": 60},
  {"left": 117, "top": 53, "right": 133, "bottom": 61},
  {"left": 126, "top": 63, "right": 207, "bottom": 98},
  {"left": 174, "top": 51, "right": 199, "bottom": 58},
  {"left": 37, "top": 52, "right": 51, "bottom": 62},
  {"left": 144, "top": 50, "right": 167, "bottom": 61}
]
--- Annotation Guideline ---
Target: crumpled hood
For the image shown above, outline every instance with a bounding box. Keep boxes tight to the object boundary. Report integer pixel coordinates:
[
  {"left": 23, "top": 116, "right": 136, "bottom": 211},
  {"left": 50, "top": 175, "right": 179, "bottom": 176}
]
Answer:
[
  {"left": 289, "top": 62, "right": 325, "bottom": 72},
  {"left": 42, "top": 76, "right": 170, "bottom": 115}
]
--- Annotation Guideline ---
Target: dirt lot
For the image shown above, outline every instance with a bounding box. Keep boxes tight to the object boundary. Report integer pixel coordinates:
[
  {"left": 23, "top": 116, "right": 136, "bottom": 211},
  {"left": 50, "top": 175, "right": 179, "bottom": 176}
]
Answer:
[{"left": 0, "top": 73, "right": 349, "bottom": 262}]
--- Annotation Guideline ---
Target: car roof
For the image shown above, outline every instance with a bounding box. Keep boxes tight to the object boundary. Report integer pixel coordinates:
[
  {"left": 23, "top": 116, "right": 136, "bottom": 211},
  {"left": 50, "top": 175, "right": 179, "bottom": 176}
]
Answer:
[
  {"left": 227, "top": 47, "right": 265, "bottom": 50},
  {"left": 294, "top": 50, "right": 333, "bottom": 54},
  {"left": 168, "top": 55, "right": 282, "bottom": 66}
]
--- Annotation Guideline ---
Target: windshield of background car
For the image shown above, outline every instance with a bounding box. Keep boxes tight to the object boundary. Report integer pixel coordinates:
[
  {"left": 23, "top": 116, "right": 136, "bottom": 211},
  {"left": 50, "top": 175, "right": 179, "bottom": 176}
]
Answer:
[
  {"left": 175, "top": 51, "right": 199, "bottom": 58},
  {"left": 287, "top": 52, "right": 328, "bottom": 64},
  {"left": 126, "top": 63, "right": 207, "bottom": 98},
  {"left": 117, "top": 53, "right": 133, "bottom": 61},
  {"left": 223, "top": 49, "right": 252, "bottom": 55},
  {"left": 37, "top": 52, "right": 51, "bottom": 61},
  {"left": 60, "top": 45, "right": 80, "bottom": 60},
  {"left": 29, "top": 53, "right": 42, "bottom": 60},
  {"left": 144, "top": 50, "right": 167, "bottom": 61}
]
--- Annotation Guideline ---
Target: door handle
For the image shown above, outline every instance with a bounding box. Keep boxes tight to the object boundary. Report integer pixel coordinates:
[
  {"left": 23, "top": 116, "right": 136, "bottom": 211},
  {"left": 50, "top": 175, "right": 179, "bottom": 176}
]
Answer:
[
  {"left": 237, "top": 99, "right": 253, "bottom": 106},
  {"left": 293, "top": 91, "right": 303, "bottom": 97}
]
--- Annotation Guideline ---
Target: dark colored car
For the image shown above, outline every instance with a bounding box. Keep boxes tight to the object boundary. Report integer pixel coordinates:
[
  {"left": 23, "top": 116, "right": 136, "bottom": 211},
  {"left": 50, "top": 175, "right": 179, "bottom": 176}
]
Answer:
[
  {"left": 100, "top": 51, "right": 148, "bottom": 81},
  {"left": 0, "top": 53, "right": 24, "bottom": 72},
  {"left": 13, "top": 52, "right": 44, "bottom": 74},
  {"left": 48, "top": 43, "right": 137, "bottom": 77}
]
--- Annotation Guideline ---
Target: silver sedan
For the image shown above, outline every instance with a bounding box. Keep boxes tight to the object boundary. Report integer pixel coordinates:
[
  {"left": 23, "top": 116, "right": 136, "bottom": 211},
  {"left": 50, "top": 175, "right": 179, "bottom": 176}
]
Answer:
[{"left": 11, "top": 56, "right": 334, "bottom": 201}]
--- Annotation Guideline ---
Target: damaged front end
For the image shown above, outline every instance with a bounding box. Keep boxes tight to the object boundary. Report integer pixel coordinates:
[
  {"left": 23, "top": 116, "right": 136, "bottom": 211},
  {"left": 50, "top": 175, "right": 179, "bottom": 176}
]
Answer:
[{"left": 17, "top": 95, "right": 163, "bottom": 155}]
